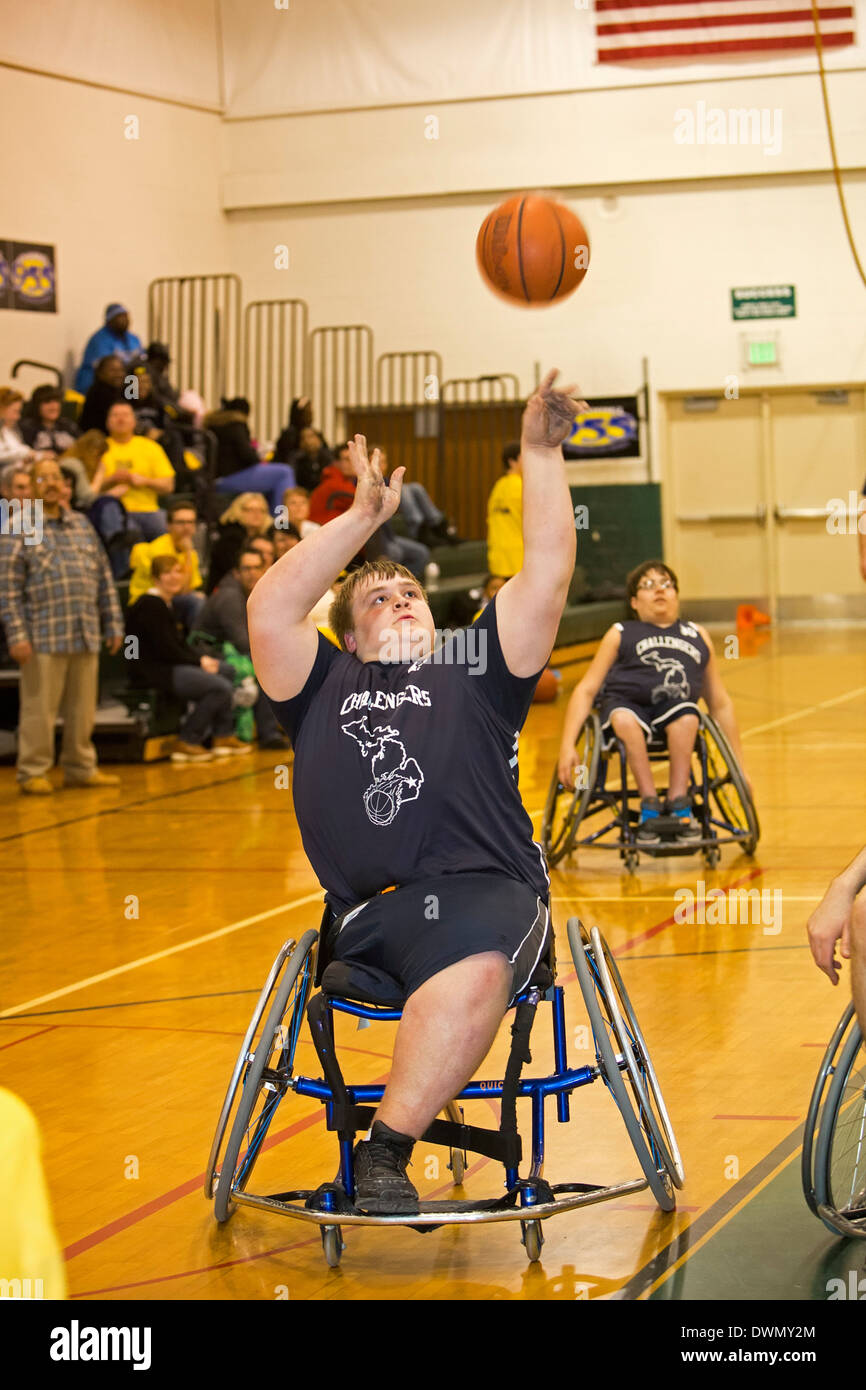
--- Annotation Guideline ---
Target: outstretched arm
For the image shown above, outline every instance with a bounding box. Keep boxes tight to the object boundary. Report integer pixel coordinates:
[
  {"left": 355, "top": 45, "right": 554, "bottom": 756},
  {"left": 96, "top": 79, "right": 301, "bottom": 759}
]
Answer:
[
  {"left": 248, "top": 437, "right": 405, "bottom": 701},
  {"left": 807, "top": 845, "right": 866, "bottom": 985},
  {"left": 496, "top": 370, "right": 585, "bottom": 678}
]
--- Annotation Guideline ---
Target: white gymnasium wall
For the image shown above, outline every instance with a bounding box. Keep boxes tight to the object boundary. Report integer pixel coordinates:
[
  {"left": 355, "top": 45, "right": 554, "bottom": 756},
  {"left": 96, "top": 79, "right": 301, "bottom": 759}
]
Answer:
[{"left": 0, "top": 5, "right": 226, "bottom": 389}]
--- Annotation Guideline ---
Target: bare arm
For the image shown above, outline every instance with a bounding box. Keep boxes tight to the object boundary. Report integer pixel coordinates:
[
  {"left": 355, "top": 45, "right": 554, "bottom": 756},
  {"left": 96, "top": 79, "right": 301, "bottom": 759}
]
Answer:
[
  {"left": 248, "top": 438, "right": 405, "bottom": 701},
  {"left": 557, "top": 626, "right": 622, "bottom": 787},
  {"left": 807, "top": 845, "right": 866, "bottom": 984},
  {"left": 698, "top": 626, "right": 749, "bottom": 782},
  {"left": 496, "top": 371, "right": 585, "bottom": 677}
]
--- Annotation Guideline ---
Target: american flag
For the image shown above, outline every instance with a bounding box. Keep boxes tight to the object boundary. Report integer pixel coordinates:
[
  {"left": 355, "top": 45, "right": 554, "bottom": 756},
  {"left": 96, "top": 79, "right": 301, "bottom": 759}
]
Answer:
[{"left": 594, "top": 0, "right": 856, "bottom": 63}]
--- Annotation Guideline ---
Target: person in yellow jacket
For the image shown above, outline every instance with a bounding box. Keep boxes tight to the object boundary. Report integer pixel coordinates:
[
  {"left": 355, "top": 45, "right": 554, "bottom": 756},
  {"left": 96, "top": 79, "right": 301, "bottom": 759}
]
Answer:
[
  {"left": 128, "top": 500, "right": 204, "bottom": 626},
  {"left": 486, "top": 442, "right": 523, "bottom": 577},
  {"left": 0, "top": 1089, "right": 66, "bottom": 1299}
]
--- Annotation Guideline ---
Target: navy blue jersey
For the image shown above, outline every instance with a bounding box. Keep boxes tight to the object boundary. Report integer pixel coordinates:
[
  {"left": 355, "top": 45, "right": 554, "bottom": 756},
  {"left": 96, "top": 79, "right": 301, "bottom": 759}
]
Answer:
[
  {"left": 601, "top": 619, "right": 710, "bottom": 709},
  {"left": 264, "top": 597, "right": 550, "bottom": 914}
]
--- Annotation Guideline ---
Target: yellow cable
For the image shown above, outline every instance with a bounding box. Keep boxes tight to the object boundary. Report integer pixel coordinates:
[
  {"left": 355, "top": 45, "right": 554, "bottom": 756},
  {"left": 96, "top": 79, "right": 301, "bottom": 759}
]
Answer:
[{"left": 809, "top": 0, "right": 866, "bottom": 289}]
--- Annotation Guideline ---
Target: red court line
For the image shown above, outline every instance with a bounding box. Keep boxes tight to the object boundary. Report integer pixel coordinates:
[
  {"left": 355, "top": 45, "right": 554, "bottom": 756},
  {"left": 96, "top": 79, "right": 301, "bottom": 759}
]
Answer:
[
  {"left": 0, "top": 1025, "right": 57, "bottom": 1051},
  {"left": 554, "top": 867, "right": 765, "bottom": 985},
  {"left": 713, "top": 1114, "right": 800, "bottom": 1121},
  {"left": 72, "top": 1157, "right": 491, "bottom": 1297},
  {"left": 64, "top": 1070, "right": 391, "bottom": 1263}
]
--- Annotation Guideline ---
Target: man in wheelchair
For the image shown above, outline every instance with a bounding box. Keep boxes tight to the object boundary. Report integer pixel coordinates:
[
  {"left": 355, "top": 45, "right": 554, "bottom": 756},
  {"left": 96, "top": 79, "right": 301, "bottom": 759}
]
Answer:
[
  {"left": 557, "top": 561, "right": 749, "bottom": 845},
  {"left": 248, "top": 371, "right": 585, "bottom": 1215}
]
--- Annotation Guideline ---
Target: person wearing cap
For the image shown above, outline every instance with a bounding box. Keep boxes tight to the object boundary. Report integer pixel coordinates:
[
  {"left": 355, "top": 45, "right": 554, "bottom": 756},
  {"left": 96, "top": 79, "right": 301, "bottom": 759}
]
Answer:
[
  {"left": 144, "top": 342, "right": 194, "bottom": 424},
  {"left": 74, "top": 304, "right": 143, "bottom": 394}
]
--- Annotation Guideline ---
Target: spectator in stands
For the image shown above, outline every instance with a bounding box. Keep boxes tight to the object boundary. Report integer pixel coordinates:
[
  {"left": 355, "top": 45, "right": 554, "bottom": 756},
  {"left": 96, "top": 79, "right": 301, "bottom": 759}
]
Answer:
[
  {"left": 197, "top": 546, "right": 289, "bottom": 749},
  {"left": 58, "top": 466, "right": 76, "bottom": 513},
  {"left": 274, "top": 396, "right": 320, "bottom": 461},
  {"left": 477, "top": 574, "right": 507, "bottom": 611},
  {"left": 0, "top": 389, "right": 36, "bottom": 467},
  {"left": 58, "top": 430, "right": 108, "bottom": 510},
  {"left": 282, "top": 486, "right": 320, "bottom": 539},
  {"left": 79, "top": 355, "right": 126, "bottom": 433},
  {"left": 206, "top": 396, "right": 295, "bottom": 515},
  {"left": 1, "top": 462, "right": 32, "bottom": 501},
  {"left": 129, "top": 501, "right": 205, "bottom": 626},
  {"left": 487, "top": 441, "right": 523, "bottom": 578},
  {"left": 125, "top": 554, "right": 250, "bottom": 764},
  {"left": 286, "top": 426, "right": 331, "bottom": 492},
  {"left": 21, "top": 386, "right": 80, "bottom": 456},
  {"left": 250, "top": 532, "right": 276, "bottom": 570},
  {"left": 0, "top": 458, "right": 124, "bottom": 793},
  {"left": 376, "top": 447, "right": 458, "bottom": 547},
  {"left": 309, "top": 442, "right": 357, "bottom": 525},
  {"left": 207, "top": 492, "right": 273, "bottom": 593},
  {"left": 128, "top": 365, "right": 185, "bottom": 470},
  {"left": 144, "top": 342, "right": 193, "bottom": 424},
  {"left": 74, "top": 303, "right": 143, "bottom": 394},
  {"left": 98, "top": 402, "right": 174, "bottom": 540},
  {"left": 273, "top": 522, "right": 302, "bottom": 560},
  {"left": 362, "top": 447, "right": 430, "bottom": 578}
]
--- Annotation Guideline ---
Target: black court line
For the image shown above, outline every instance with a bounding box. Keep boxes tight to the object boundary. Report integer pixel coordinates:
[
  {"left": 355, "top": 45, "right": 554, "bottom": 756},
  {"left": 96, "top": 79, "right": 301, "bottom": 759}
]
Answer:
[
  {"left": 615, "top": 1118, "right": 807, "bottom": 1300},
  {"left": 0, "top": 988, "right": 262, "bottom": 1020},
  {"left": 618, "top": 943, "right": 811, "bottom": 961},
  {"left": 0, "top": 761, "right": 283, "bottom": 845}
]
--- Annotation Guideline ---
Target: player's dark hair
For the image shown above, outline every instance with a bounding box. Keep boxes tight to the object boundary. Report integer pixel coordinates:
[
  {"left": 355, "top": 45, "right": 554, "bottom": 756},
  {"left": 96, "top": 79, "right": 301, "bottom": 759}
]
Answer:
[{"left": 625, "top": 559, "right": 679, "bottom": 614}]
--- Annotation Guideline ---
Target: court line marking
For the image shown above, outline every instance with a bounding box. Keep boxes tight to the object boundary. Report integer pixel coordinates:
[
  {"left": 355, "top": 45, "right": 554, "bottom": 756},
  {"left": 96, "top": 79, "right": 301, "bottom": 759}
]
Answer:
[
  {"left": 0, "top": 892, "right": 325, "bottom": 1020},
  {"left": 0, "top": 1025, "right": 57, "bottom": 1051}
]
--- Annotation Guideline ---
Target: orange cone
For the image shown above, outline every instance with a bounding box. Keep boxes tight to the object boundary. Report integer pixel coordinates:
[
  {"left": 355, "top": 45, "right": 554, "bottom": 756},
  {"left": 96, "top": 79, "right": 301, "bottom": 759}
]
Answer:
[{"left": 736, "top": 603, "right": 771, "bottom": 629}]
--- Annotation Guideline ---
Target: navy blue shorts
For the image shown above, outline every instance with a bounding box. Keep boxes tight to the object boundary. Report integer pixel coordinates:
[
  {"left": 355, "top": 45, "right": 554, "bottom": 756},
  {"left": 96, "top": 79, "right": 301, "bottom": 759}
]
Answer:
[
  {"left": 599, "top": 695, "right": 701, "bottom": 741},
  {"left": 324, "top": 872, "right": 551, "bottom": 1006}
]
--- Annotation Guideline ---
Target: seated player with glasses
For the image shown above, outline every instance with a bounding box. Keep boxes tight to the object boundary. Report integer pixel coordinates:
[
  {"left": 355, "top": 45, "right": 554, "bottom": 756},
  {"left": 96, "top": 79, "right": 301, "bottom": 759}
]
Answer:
[
  {"left": 557, "top": 560, "right": 749, "bottom": 844},
  {"left": 248, "top": 370, "right": 585, "bottom": 1214}
]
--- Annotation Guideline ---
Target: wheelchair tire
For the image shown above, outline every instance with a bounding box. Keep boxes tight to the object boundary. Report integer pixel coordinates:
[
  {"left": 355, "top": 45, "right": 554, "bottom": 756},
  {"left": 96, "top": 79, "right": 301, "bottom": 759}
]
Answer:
[
  {"left": 321, "top": 1225, "right": 345, "bottom": 1267},
  {"left": 541, "top": 711, "right": 601, "bottom": 867},
  {"left": 568, "top": 918, "right": 680, "bottom": 1211},
  {"left": 813, "top": 1017, "right": 866, "bottom": 1238},
  {"left": 702, "top": 714, "right": 759, "bottom": 856},
  {"left": 521, "top": 1220, "right": 543, "bottom": 1262},
  {"left": 205, "top": 936, "right": 305, "bottom": 1200},
  {"left": 213, "top": 930, "right": 319, "bottom": 1223},
  {"left": 802, "top": 1003, "right": 857, "bottom": 1217}
]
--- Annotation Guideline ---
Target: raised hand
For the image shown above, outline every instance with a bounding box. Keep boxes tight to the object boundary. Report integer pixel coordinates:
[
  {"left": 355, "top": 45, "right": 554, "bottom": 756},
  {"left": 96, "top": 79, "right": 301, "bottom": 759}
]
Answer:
[
  {"left": 348, "top": 434, "right": 405, "bottom": 524},
  {"left": 522, "top": 369, "right": 588, "bottom": 450}
]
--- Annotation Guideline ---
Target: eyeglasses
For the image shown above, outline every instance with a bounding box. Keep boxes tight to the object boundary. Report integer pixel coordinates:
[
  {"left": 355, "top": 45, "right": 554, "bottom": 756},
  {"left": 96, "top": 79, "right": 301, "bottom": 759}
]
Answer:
[{"left": 637, "top": 578, "right": 676, "bottom": 592}]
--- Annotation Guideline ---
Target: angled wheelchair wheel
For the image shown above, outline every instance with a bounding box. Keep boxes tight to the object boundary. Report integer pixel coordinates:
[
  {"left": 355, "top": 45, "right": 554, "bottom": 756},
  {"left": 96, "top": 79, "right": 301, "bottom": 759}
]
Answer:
[
  {"left": 213, "top": 929, "right": 319, "bottom": 1223},
  {"left": 321, "top": 1225, "right": 345, "bottom": 1267},
  {"left": 813, "top": 1016, "right": 866, "bottom": 1238},
  {"left": 521, "top": 1220, "right": 543, "bottom": 1262},
  {"left": 802, "top": 1003, "right": 857, "bottom": 1217},
  {"left": 568, "top": 918, "right": 681, "bottom": 1211},
  {"left": 702, "top": 714, "right": 759, "bottom": 856},
  {"left": 541, "top": 711, "right": 601, "bottom": 867}
]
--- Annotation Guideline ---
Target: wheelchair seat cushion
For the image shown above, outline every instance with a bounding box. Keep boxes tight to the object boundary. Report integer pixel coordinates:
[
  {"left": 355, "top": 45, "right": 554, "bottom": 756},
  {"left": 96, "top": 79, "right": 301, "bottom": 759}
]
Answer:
[{"left": 321, "top": 873, "right": 553, "bottom": 1007}]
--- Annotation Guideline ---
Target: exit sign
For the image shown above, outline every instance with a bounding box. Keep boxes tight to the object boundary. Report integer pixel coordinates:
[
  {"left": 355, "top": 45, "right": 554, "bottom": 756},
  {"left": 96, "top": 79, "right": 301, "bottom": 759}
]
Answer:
[
  {"left": 747, "top": 339, "right": 778, "bottom": 365},
  {"left": 731, "top": 286, "right": 796, "bottom": 319}
]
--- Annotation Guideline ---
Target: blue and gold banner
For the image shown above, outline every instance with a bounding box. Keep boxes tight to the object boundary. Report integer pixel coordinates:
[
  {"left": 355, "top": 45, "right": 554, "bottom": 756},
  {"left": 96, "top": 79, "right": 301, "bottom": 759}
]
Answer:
[
  {"left": 563, "top": 395, "right": 640, "bottom": 459},
  {"left": 0, "top": 240, "right": 57, "bottom": 313}
]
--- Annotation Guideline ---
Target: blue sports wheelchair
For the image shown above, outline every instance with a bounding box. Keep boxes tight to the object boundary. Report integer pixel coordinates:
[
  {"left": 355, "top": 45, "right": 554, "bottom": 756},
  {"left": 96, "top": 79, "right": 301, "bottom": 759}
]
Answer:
[
  {"left": 206, "top": 915, "right": 683, "bottom": 1265},
  {"left": 542, "top": 703, "right": 759, "bottom": 875},
  {"left": 802, "top": 1003, "right": 866, "bottom": 1239}
]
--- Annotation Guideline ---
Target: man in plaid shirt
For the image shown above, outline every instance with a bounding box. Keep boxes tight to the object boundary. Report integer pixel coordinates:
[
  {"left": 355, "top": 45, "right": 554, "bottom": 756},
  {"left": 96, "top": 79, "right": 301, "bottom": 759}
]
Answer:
[{"left": 0, "top": 458, "right": 125, "bottom": 793}]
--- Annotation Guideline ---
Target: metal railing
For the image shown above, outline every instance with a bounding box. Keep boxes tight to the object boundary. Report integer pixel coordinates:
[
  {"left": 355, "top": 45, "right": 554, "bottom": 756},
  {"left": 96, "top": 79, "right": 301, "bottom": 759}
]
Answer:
[
  {"left": 243, "top": 298, "right": 309, "bottom": 448},
  {"left": 148, "top": 274, "right": 242, "bottom": 409},
  {"left": 307, "top": 324, "right": 374, "bottom": 447}
]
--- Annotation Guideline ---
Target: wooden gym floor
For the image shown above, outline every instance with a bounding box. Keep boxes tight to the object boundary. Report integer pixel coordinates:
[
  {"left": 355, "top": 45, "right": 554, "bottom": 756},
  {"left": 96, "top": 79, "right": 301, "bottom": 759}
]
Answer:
[{"left": 1, "top": 624, "right": 865, "bottom": 1301}]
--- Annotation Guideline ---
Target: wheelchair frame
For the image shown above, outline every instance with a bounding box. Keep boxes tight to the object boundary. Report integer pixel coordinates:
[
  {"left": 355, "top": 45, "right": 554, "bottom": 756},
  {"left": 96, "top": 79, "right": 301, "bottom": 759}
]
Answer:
[
  {"left": 206, "top": 918, "right": 684, "bottom": 1266},
  {"left": 802, "top": 1003, "right": 866, "bottom": 1239},
  {"left": 542, "top": 706, "right": 759, "bottom": 874}
]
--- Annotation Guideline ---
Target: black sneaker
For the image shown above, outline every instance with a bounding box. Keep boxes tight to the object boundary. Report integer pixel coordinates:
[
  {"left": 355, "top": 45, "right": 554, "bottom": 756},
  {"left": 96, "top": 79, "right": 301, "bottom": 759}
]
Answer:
[
  {"left": 353, "top": 1124, "right": 420, "bottom": 1214},
  {"left": 636, "top": 796, "right": 663, "bottom": 844},
  {"left": 667, "top": 795, "right": 702, "bottom": 842}
]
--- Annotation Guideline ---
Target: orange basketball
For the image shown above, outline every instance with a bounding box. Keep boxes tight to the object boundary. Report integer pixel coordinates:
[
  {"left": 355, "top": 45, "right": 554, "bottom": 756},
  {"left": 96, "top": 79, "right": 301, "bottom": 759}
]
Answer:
[
  {"left": 476, "top": 194, "right": 590, "bottom": 306},
  {"left": 532, "top": 668, "right": 560, "bottom": 704}
]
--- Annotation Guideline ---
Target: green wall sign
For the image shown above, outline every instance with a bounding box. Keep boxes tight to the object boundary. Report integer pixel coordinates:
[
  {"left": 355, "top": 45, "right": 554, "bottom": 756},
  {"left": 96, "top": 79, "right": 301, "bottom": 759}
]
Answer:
[{"left": 731, "top": 286, "right": 796, "bottom": 320}]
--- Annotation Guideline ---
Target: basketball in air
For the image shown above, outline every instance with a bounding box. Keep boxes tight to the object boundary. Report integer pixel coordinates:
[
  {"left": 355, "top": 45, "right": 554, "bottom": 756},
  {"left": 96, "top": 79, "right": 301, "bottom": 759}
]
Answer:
[{"left": 476, "top": 194, "right": 590, "bottom": 306}]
